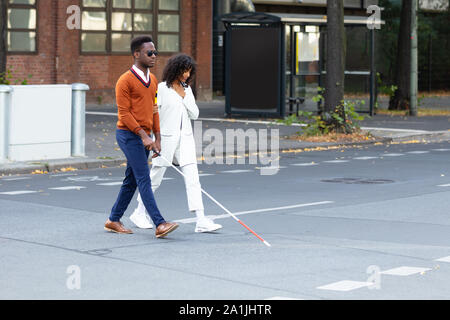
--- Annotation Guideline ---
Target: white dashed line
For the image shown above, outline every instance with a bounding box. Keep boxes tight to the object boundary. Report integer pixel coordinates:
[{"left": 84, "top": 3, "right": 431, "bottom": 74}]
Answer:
[
  {"left": 0, "top": 190, "right": 38, "bottom": 195},
  {"left": 353, "top": 156, "right": 378, "bottom": 160},
  {"left": 97, "top": 182, "right": 123, "bottom": 186},
  {"left": 49, "top": 186, "right": 86, "bottom": 191},
  {"left": 380, "top": 266, "right": 431, "bottom": 276},
  {"left": 290, "top": 162, "right": 318, "bottom": 166},
  {"left": 198, "top": 173, "right": 215, "bottom": 177},
  {"left": 383, "top": 153, "right": 405, "bottom": 157},
  {"left": 323, "top": 160, "right": 349, "bottom": 163},
  {"left": 435, "top": 256, "right": 450, "bottom": 263},
  {"left": 406, "top": 151, "right": 429, "bottom": 154},
  {"left": 1, "top": 177, "right": 32, "bottom": 181},
  {"left": 317, "top": 280, "right": 373, "bottom": 292},
  {"left": 221, "top": 169, "right": 254, "bottom": 174},
  {"left": 432, "top": 149, "right": 450, "bottom": 152},
  {"left": 437, "top": 184, "right": 450, "bottom": 187},
  {"left": 265, "top": 296, "right": 303, "bottom": 300}
]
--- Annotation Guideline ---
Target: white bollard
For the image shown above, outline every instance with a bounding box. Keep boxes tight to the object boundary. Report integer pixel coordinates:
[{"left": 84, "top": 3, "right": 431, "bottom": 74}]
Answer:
[
  {"left": 71, "top": 83, "right": 89, "bottom": 157},
  {"left": 0, "top": 85, "right": 13, "bottom": 161}
]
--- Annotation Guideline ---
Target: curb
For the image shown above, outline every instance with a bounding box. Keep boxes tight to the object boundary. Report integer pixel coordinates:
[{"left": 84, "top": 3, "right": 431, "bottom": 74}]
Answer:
[{"left": 0, "top": 137, "right": 393, "bottom": 176}]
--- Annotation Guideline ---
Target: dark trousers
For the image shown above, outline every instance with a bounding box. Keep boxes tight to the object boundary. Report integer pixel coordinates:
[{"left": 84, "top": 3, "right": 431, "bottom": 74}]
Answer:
[{"left": 109, "top": 129, "right": 165, "bottom": 227}]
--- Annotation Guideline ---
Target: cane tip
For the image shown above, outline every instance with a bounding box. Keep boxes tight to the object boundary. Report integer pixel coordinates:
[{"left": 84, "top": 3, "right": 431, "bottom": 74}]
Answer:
[{"left": 264, "top": 241, "right": 272, "bottom": 247}]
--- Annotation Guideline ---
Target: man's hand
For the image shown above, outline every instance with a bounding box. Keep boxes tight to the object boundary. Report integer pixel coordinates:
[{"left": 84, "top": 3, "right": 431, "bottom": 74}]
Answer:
[
  {"left": 152, "top": 133, "right": 161, "bottom": 158},
  {"left": 137, "top": 129, "right": 154, "bottom": 150}
]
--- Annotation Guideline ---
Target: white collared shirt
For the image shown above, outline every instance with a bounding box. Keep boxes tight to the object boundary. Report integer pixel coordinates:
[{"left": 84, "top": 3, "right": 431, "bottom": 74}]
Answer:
[{"left": 132, "top": 65, "right": 150, "bottom": 84}]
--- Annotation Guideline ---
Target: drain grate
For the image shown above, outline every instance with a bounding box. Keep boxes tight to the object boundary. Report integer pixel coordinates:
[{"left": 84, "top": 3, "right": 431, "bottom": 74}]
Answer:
[{"left": 321, "top": 178, "right": 395, "bottom": 184}]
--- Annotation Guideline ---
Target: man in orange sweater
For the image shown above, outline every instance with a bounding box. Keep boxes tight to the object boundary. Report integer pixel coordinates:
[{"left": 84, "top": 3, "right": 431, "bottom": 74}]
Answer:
[{"left": 104, "top": 36, "right": 178, "bottom": 238}]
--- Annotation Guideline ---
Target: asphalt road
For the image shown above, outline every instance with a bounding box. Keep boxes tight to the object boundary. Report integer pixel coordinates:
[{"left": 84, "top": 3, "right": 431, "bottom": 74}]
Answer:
[{"left": 1, "top": 141, "right": 450, "bottom": 299}]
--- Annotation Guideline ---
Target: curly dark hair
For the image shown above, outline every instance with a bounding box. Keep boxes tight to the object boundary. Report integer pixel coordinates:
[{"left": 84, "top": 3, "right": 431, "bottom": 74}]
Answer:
[{"left": 162, "top": 54, "right": 197, "bottom": 87}]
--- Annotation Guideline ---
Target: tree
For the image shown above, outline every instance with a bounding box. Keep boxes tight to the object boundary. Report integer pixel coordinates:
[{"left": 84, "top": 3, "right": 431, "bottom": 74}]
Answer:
[
  {"left": 324, "top": 0, "right": 348, "bottom": 133},
  {"left": 0, "top": 0, "right": 7, "bottom": 76},
  {"left": 389, "top": 0, "right": 412, "bottom": 110}
]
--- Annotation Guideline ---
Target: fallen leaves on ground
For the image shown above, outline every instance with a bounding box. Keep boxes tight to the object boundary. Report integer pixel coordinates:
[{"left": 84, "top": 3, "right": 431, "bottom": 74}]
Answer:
[{"left": 288, "top": 131, "right": 377, "bottom": 143}]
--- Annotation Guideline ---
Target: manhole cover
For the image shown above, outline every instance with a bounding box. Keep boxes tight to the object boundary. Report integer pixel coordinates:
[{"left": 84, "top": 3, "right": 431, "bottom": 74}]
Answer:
[{"left": 321, "top": 178, "right": 395, "bottom": 184}]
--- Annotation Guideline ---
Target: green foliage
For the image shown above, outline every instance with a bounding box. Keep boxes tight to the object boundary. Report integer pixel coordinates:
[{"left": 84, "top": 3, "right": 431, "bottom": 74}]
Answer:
[
  {"left": 278, "top": 88, "right": 368, "bottom": 137},
  {"left": 377, "top": 72, "right": 397, "bottom": 98},
  {"left": 0, "top": 69, "right": 32, "bottom": 85}
]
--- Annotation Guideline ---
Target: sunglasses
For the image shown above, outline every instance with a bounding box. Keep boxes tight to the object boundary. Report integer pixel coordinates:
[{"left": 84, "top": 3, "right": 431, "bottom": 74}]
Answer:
[{"left": 147, "top": 50, "right": 158, "bottom": 57}]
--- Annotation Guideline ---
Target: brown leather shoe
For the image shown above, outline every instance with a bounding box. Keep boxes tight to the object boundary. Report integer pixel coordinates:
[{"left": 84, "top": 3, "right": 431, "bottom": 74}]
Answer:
[
  {"left": 155, "top": 222, "right": 179, "bottom": 238},
  {"left": 104, "top": 219, "right": 133, "bottom": 234}
]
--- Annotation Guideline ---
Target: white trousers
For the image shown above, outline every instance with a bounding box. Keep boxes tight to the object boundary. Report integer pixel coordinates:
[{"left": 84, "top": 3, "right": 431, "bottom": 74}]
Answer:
[{"left": 136, "top": 163, "right": 204, "bottom": 214}]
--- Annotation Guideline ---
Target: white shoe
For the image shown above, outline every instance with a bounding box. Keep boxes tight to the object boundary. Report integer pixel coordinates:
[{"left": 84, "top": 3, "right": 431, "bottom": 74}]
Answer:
[
  {"left": 129, "top": 209, "right": 153, "bottom": 229},
  {"left": 195, "top": 217, "right": 222, "bottom": 233}
]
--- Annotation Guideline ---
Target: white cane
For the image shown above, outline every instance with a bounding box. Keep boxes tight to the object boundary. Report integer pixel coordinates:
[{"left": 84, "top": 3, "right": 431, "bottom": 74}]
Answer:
[{"left": 152, "top": 150, "right": 271, "bottom": 247}]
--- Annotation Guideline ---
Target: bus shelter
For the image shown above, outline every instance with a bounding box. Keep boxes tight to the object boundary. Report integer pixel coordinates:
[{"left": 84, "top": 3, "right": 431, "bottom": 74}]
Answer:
[{"left": 222, "top": 11, "right": 380, "bottom": 117}]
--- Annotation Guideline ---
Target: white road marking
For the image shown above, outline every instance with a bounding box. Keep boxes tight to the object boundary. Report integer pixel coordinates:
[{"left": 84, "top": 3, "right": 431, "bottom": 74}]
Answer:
[
  {"left": 221, "top": 169, "right": 254, "bottom": 174},
  {"left": 437, "top": 184, "right": 450, "bottom": 187},
  {"left": 323, "top": 160, "right": 349, "bottom": 163},
  {"left": 353, "top": 156, "right": 378, "bottom": 160},
  {"left": 290, "top": 162, "right": 318, "bottom": 166},
  {"left": 383, "top": 153, "right": 405, "bottom": 157},
  {"left": 97, "top": 182, "right": 123, "bottom": 186},
  {"left": 432, "top": 149, "right": 450, "bottom": 152},
  {"left": 86, "top": 112, "right": 442, "bottom": 135},
  {"left": 380, "top": 266, "right": 431, "bottom": 276},
  {"left": 51, "top": 173, "right": 78, "bottom": 177},
  {"left": 198, "top": 173, "right": 215, "bottom": 177},
  {"left": 406, "top": 151, "right": 429, "bottom": 154},
  {"left": 1, "top": 177, "right": 32, "bottom": 181},
  {"left": 49, "top": 186, "right": 86, "bottom": 191},
  {"left": 265, "top": 296, "right": 303, "bottom": 300},
  {"left": 435, "top": 256, "right": 450, "bottom": 263},
  {"left": 175, "top": 201, "right": 334, "bottom": 224},
  {"left": 317, "top": 280, "right": 372, "bottom": 292},
  {"left": 0, "top": 190, "right": 38, "bottom": 195}
]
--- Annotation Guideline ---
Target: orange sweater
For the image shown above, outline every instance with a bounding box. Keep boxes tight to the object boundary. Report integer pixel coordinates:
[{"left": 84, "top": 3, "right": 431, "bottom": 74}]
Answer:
[{"left": 115, "top": 69, "right": 160, "bottom": 135}]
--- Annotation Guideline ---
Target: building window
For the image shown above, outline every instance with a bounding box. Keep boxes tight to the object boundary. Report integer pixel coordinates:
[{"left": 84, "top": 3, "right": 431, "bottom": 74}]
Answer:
[
  {"left": 6, "top": 0, "right": 37, "bottom": 53},
  {"left": 81, "top": 0, "right": 180, "bottom": 54}
]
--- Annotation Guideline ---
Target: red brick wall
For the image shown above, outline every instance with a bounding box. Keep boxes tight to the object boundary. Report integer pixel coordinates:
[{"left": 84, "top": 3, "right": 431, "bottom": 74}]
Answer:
[{"left": 6, "top": 0, "right": 212, "bottom": 103}]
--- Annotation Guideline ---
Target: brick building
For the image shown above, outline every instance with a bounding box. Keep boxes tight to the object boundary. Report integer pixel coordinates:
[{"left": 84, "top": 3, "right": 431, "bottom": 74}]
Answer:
[{"left": 4, "top": 0, "right": 213, "bottom": 103}]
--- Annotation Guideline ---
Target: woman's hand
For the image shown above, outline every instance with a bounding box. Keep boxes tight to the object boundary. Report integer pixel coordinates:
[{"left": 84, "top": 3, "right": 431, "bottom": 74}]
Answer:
[{"left": 173, "top": 82, "right": 186, "bottom": 98}]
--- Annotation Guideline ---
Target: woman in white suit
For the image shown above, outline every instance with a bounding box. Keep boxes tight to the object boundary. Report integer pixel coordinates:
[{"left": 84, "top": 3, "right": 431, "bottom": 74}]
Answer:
[{"left": 130, "top": 54, "right": 222, "bottom": 233}]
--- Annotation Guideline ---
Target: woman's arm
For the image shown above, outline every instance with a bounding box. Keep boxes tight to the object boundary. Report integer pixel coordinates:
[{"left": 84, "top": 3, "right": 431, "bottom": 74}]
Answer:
[{"left": 183, "top": 86, "right": 199, "bottom": 120}]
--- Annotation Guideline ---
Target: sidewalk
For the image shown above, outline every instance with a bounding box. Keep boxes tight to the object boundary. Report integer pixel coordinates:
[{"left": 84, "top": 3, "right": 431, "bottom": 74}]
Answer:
[{"left": 1, "top": 101, "right": 449, "bottom": 175}]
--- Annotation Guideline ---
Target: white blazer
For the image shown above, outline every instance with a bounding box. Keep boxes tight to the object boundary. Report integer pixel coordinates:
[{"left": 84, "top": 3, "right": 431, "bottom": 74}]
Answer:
[{"left": 152, "top": 81, "right": 199, "bottom": 167}]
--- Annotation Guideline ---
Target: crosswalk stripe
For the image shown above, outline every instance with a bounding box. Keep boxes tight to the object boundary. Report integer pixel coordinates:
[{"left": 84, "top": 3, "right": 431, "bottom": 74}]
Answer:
[
  {"left": 437, "top": 184, "right": 450, "bottom": 187},
  {"left": 406, "top": 151, "right": 429, "bottom": 154}
]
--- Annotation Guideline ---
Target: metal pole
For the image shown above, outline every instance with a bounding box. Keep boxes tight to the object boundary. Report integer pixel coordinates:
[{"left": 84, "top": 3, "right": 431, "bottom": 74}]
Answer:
[
  {"left": 71, "top": 83, "right": 89, "bottom": 157},
  {"left": 410, "top": 0, "right": 418, "bottom": 116},
  {"left": 0, "top": 85, "right": 12, "bottom": 162},
  {"left": 370, "top": 28, "right": 376, "bottom": 116}
]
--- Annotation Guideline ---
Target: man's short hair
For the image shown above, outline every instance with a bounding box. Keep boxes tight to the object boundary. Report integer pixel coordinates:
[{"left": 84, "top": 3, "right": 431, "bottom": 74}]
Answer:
[{"left": 130, "top": 36, "right": 153, "bottom": 54}]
